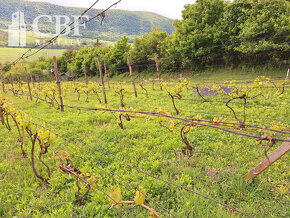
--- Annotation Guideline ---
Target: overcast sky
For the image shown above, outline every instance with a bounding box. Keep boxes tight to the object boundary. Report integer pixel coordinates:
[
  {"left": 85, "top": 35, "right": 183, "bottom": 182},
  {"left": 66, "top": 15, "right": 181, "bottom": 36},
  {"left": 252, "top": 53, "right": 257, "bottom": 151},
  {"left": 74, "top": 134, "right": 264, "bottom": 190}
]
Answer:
[{"left": 27, "top": 0, "right": 195, "bottom": 19}]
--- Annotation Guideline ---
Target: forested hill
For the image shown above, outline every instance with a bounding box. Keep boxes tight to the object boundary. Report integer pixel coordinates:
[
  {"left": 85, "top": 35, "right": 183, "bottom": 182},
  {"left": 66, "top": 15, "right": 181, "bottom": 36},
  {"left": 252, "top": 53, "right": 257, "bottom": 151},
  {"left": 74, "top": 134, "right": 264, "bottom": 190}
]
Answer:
[{"left": 0, "top": 0, "right": 174, "bottom": 41}]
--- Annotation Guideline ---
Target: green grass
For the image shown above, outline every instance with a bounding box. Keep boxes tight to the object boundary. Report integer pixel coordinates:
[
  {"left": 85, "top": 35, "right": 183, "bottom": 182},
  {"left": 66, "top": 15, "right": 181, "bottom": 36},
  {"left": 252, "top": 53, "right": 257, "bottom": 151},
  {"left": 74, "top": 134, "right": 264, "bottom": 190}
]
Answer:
[
  {"left": 110, "top": 67, "right": 288, "bottom": 83},
  {"left": 0, "top": 72, "right": 289, "bottom": 217},
  {"left": 0, "top": 29, "right": 114, "bottom": 55},
  {"left": 22, "top": 31, "right": 115, "bottom": 47},
  {"left": 0, "top": 47, "right": 65, "bottom": 64},
  {"left": 0, "top": 29, "right": 115, "bottom": 64}
]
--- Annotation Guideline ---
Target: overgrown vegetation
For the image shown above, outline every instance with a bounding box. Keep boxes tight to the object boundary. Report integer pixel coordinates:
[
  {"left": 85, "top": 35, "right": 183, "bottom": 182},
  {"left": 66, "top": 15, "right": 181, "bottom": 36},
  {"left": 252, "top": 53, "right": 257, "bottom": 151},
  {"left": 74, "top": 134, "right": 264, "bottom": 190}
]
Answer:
[{"left": 0, "top": 1, "right": 289, "bottom": 216}]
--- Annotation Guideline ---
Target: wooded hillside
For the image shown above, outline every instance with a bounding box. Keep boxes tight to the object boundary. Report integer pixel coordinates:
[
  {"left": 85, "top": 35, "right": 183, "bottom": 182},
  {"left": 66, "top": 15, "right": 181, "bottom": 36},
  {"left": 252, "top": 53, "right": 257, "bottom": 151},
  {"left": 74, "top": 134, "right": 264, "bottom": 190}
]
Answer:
[{"left": 0, "top": 0, "right": 174, "bottom": 42}]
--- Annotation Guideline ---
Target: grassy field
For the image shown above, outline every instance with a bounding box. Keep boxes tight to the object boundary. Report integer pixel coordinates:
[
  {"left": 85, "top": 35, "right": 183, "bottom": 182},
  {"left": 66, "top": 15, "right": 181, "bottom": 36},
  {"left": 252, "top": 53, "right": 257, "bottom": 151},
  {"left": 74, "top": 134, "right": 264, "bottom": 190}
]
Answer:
[
  {"left": 0, "top": 47, "right": 65, "bottom": 64},
  {"left": 23, "top": 31, "right": 114, "bottom": 47},
  {"left": 0, "top": 29, "right": 115, "bottom": 64},
  {"left": 0, "top": 72, "right": 289, "bottom": 217},
  {"left": 0, "top": 28, "right": 115, "bottom": 64}
]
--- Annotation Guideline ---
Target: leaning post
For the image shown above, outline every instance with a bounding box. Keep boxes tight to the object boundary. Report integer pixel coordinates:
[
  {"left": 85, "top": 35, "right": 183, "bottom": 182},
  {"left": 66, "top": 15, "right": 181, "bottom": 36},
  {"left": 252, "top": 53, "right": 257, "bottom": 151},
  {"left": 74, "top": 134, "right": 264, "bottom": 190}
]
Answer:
[
  {"left": 97, "top": 57, "right": 108, "bottom": 104},
  {"left": 127, "top": 55, "right": 137, "bottom": 98},
  {"left": 25, "top": 67, "right": 32, "bottom": 100},
  {"left": 53, "top": 56, "right": 64, "bottom": 112},
  {"left": 104, "top": 63, "right": 110, "bottom": 89},
  {"left": 154, "top": 53, "right": 162, "bottom": 91},
  {"left": 1, "top": 69, "right": 5, "bottom": 93}
]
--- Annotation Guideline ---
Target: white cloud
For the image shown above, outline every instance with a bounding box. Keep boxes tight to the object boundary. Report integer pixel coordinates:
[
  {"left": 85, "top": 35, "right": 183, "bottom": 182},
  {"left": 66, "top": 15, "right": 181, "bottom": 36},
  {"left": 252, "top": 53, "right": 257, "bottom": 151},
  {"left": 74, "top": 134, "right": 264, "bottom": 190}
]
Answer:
[{"left": 27, "top": 0, "right": 195, "bottom": 19}]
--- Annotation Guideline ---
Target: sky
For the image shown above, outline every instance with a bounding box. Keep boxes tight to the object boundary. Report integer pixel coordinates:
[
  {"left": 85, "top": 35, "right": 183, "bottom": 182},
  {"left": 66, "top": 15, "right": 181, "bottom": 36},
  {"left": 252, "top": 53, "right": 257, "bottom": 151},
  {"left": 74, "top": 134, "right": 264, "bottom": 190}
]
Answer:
[{"left": 27, "top": 0, "right": 195, "bottom": 19}]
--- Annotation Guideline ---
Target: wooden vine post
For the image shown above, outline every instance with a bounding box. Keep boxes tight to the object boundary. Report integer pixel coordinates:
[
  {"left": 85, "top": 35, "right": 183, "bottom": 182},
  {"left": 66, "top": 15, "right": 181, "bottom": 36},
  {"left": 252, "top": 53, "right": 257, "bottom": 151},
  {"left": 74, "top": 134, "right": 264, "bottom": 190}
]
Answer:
[
  {"left": 244, "top": 140, "right": 290, "bottom": 179},
  {"left": 154, "top": 53, "right": 162, "bottom": 91},
  {"left": 70, "top": 69, "right": 75, "bottom": 82},
  {"left": 1, "top": 70, "right": 5, "bottom": 93},
  {"left": 104, "top": 63, "right": 110, "bottom": 88},
  {"left": 18, "top": 76, "right": 22, "bottom": 89},
  {"left": 97, "top": 57, "right": 107, "bottom": 104},
  {"left": 280, "top": 68, "right": 289, "bottom": 95},
  {"left": 84, "top": 65, "right": 89, "bottom": 86},
  {"left": 30, "top": 73, "right": 35, "bottom": 87},
  {"left": 10, "top": 73, "right": 14, "bottom": 88},
  {"left": 35, "top": 74, "right": 40, "bottom": 89},
  {"left": 127, "top": 55, "right": 138, "bottom": 98},
  {"left": 53, "top": 56, "right": 64, "bottom": 112},
  {"left": 50, "top": 68, "right": 55, "bottom": 82},
  {"left": 24, "top": 67, "right": 32, "bottom": 100}
]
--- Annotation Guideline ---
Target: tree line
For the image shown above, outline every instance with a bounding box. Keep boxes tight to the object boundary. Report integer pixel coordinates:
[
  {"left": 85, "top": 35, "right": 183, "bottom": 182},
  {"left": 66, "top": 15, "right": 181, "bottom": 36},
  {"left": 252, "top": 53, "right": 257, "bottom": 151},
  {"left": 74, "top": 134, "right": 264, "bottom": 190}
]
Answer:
[{"left": 3, "top": 0, "right": 289, "bottom": 79}]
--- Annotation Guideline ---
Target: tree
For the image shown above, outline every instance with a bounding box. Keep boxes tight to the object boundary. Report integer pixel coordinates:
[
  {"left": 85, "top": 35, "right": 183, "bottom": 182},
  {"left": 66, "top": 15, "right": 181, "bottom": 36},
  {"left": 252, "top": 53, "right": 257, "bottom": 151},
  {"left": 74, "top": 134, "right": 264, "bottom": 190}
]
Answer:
[
  {"left": 129, "top": 26, "right": 168, "bottom": 63},
  {"left": 109, "top": 36, "right": 131, "bottom": 73},
  {"left": 82, "top": 46, "right": 112, "bottom": 77},
  {"left": 164, "top": 0, "right": 289, "bottom": 70},
  {"left": 72, "top": 47, "right": 92, "bottom": 77},
  {"left": 234, "top": 0, "right": 289, "bottom": 54},
  {"left": 166, "top": 0, "right": 226, "bottom": 68}
]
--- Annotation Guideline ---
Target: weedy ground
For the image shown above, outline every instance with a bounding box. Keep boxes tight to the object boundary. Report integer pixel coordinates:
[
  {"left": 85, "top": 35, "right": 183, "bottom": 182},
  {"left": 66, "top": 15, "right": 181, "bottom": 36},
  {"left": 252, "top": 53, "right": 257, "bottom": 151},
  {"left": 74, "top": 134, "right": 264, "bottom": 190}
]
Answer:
[{"left": 0, "top": 71, "right": 289, "bottom": 217}]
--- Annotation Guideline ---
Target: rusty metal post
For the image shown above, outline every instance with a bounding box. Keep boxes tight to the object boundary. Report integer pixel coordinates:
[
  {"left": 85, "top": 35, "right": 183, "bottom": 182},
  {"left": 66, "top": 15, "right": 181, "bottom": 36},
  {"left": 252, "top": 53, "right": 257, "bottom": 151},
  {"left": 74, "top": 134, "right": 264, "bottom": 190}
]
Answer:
[
  {"left": 97, "top": 57, "right": 107, "bottom": 104},
  {"left": 127, "top": 55, "right": 137, "bottom": 98},
  {"left": 53, "top": 56, "right": 64, "bottom": 112},
  {"left": 25, "top": 67, "right": 32, "bottom": 100}
]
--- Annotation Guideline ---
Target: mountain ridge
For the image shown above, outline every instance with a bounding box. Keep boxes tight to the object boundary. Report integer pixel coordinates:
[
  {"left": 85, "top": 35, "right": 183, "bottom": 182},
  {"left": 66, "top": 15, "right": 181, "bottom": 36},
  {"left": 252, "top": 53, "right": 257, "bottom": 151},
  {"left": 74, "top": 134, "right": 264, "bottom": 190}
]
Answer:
[
  {"left": 0, "top": 0, "right": 175, "bottom": 42},
  {"left": 28, "top": 0, "right": 174, "bottom": 20}
]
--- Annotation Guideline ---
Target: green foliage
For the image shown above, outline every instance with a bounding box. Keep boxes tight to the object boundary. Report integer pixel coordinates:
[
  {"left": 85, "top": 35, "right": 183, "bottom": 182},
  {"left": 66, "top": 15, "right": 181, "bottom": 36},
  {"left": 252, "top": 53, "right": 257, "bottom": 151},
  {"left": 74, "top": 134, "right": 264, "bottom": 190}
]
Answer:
[
  {"left": 234, "top": 0, "right": 289, "bottom": 53},
  {"left": 72, "top": 47, "right": 92, "bottom": 77},
  {"left": 2, "top": 0, "right": 289, "bottom": 78},
  {"left": 130, "top": 27, "right": 168, "bottom": 63},
  {"left": 169, "top": 0, "right": 226, "bottom": 60},
  {"left": 70, "top": 36, "right": 131, "bottom": 77},
  {"left": 30, "top": 68, "right": 42, "bottom": 75},
  {"left": 82, "top": 46, "right": 111, "bottom": 77},
  {"left": 108, "top": 36, "right": 131, "bottom": 74},
  {"left": 163, "top": 0, "right": 289, "bottom": 70},
  {"left": 109, "top": 186, "right": 123, "bottom": 207},
  {"left": 134, "top": 186, "right": 146, "bottom": 205},
  {"left": 2, "top": 63, "right": 11, "bottom": 72}
]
